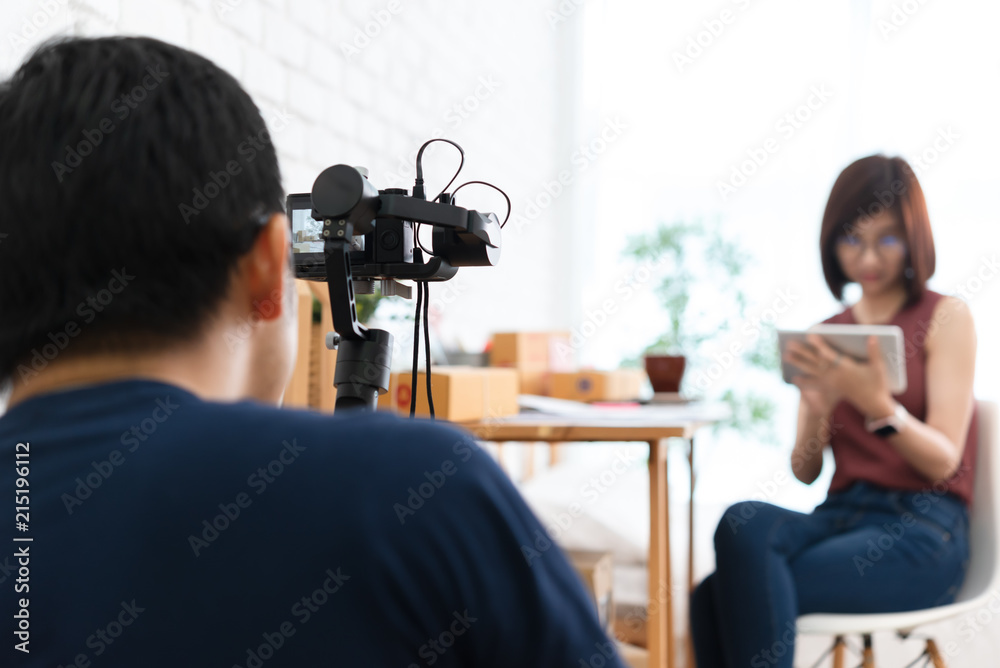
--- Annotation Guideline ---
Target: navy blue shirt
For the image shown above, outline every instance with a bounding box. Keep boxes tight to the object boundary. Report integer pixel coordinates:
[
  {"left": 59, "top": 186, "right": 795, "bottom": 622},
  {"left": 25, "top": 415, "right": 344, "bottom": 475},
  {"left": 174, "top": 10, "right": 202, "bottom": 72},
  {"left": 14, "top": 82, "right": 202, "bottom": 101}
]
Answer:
[{"left": 0, "top": 379, "right": 623, "bottom": 667}]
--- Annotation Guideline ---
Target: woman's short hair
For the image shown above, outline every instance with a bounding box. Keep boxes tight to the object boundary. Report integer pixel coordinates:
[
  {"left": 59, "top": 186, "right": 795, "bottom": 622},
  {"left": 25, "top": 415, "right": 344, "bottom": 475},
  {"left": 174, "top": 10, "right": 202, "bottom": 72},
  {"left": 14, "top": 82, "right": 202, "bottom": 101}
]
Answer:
[{"left": 819, "top": 155, "right": 935, "bottom": 306}]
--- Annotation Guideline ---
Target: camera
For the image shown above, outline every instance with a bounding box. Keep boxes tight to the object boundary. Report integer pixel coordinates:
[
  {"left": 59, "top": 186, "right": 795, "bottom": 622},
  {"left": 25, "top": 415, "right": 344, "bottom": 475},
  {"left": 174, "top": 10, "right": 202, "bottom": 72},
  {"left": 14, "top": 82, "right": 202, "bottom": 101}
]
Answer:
[
  {"left": 286, "top": 144, "right": 504, "bottom": 412},
  {"left": 286, "top": 164, "right": 501, "bottom": 286}
]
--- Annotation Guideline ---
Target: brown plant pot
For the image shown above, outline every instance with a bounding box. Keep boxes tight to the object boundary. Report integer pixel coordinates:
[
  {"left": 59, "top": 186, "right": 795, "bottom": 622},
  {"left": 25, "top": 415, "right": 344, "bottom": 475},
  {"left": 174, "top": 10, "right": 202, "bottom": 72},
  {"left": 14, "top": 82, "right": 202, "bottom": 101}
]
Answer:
[{"left": 644, "top": 355, "right": 687, "bottom": 393}]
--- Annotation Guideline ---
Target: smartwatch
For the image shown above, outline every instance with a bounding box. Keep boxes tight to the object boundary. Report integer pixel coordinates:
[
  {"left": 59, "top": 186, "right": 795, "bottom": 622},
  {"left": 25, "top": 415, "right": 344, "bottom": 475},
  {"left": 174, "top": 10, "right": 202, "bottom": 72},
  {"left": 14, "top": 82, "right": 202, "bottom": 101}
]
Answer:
[{"left": 865, "top": 402, "right": 908, "bottom": 437}]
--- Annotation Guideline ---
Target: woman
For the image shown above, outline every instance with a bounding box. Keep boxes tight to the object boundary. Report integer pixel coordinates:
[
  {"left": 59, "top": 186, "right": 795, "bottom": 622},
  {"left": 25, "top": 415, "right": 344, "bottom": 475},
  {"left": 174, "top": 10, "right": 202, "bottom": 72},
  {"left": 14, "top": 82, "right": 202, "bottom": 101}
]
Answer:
[{"left": 690, "top": 155, "right": 978, "bottom": 668}]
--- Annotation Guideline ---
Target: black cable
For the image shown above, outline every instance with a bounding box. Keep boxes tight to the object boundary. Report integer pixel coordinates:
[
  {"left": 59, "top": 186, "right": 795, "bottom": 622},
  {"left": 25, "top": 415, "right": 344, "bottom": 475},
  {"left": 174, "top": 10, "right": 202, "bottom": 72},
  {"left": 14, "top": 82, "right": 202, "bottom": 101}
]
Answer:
[
  {"left": 413, "top": 138, "right": 465, "bottom": 201},
  {"left": 409, "top": 280, "right": 423, "bottom": 417},
  {"left": 413, "top": 139, "right": 465, "bottom": 255},
  {"left": 451, "top": 180, "right": 512, "bottom": 228},
  {"left": 414, "top": 223, "right": 435, "bottom": 258},
  {"left": 422, "top": 282, "right": 434, "bottom": 418}
]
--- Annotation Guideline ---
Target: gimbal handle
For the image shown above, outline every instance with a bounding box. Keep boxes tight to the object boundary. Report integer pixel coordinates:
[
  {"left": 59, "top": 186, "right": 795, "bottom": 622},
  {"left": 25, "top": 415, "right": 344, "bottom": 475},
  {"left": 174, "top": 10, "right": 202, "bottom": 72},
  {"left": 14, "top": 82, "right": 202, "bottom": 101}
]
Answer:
[{"left": 322, "top": 225, "right": 392, "bottom": 411}]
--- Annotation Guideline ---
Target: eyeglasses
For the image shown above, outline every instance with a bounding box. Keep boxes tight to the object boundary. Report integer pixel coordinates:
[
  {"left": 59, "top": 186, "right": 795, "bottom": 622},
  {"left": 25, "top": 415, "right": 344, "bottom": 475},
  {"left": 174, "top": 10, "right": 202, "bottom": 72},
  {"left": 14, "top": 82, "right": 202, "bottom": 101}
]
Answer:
[{"left": 835, "top": 233, "right": 907, "bottom": 259}]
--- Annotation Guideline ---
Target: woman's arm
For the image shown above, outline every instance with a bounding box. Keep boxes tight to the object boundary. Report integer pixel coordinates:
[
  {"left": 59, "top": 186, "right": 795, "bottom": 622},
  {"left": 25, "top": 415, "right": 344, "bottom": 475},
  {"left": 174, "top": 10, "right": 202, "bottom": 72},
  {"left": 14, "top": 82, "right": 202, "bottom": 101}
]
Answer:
[
  {"left": 879, "top": 296, "right": 977, "bottom": 482},
  {"left": 783, "top": 296, "right": 977, "bottom": 484},
  {"left": 789, "top": 397, "right": 830, "bottom": 485},
  {"left": 786, "top": 337, "right": 847, "bottom": 486}
]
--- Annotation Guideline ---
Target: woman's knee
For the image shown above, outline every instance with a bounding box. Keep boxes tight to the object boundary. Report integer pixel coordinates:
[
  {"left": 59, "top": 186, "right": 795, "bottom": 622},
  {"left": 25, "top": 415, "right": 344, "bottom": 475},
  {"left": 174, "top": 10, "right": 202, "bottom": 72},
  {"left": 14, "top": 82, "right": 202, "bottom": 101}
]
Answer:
[{"left": 714, "top": 500, "right": 784, "bottom": 553}]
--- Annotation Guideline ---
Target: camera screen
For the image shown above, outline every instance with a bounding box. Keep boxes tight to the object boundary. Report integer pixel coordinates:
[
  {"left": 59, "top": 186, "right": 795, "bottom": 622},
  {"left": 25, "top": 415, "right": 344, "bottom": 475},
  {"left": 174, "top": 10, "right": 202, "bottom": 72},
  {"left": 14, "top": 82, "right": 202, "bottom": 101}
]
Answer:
[{"left": 290, "top": 207, "right": 324, "bottom": 254}]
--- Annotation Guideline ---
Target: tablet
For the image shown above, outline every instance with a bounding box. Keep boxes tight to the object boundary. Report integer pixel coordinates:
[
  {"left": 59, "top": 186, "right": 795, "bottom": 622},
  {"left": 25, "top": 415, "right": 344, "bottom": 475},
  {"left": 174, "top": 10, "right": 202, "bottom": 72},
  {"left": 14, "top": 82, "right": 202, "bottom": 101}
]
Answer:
[{"left": 777, "top": 324, "right": 907, "bottom": 394}]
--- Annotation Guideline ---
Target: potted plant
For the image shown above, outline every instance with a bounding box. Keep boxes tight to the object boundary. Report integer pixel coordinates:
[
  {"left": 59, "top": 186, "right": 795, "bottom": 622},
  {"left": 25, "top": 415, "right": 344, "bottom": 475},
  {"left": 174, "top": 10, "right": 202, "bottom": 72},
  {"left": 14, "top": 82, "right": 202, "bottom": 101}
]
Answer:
[
  {"left": 624, "top": 221, "right": 706, "bottom": 392},
  {"left": 643, "top": 348, "right": 688, "bottom": 394},
  {"left": 623, "top": 218, "right": 780, "bottom": 440}
]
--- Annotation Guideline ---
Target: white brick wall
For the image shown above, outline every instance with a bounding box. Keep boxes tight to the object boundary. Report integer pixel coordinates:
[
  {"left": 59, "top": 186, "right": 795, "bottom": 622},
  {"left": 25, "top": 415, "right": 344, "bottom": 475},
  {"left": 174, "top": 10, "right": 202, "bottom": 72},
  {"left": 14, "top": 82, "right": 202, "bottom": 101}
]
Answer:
[{"left": 0, "top": 0, "right": 578, "bottom": 359}]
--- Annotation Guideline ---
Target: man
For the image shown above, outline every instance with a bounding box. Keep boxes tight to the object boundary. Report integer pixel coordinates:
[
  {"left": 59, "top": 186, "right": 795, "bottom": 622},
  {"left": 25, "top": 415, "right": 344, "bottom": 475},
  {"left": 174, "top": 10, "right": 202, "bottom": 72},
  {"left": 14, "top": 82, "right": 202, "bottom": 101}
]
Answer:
[{"left": 0, "top": 37, "right": 623, "bottom": 667}]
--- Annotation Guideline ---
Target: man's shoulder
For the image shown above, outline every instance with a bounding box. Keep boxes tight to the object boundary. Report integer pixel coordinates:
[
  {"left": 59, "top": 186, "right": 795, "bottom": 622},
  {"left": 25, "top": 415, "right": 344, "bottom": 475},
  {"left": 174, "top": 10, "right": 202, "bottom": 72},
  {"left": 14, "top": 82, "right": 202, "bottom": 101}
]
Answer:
[
  {"left": 194, "top": 399, "right": 481, "bottom": 469},
  {"left": 190, "top": 401, "right": 496, "bottom": 532}
]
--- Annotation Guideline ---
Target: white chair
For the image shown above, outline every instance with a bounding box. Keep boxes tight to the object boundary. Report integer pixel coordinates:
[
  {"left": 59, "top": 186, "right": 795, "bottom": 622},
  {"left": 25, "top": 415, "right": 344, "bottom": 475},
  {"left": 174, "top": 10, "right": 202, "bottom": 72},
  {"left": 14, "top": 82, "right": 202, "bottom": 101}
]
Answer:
[{"left": 797, "top": 400, "right": 1000, "bottom": 668}]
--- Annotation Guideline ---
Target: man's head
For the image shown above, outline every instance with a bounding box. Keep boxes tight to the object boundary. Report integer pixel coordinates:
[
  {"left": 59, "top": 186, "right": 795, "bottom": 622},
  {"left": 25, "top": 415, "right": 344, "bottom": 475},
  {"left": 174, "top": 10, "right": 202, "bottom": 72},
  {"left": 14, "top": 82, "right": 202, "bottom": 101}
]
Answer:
[{"left": 0, "top": 36, "right": 298, "bottom": 405}]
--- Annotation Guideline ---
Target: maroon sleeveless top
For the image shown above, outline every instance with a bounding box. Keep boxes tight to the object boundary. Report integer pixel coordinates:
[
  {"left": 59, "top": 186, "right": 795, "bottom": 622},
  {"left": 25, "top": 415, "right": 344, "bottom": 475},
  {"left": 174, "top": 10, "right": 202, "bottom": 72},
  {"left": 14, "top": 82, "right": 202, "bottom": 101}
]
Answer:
[{"left": 823, "top": 290, "right": 978, "bottom": 506}]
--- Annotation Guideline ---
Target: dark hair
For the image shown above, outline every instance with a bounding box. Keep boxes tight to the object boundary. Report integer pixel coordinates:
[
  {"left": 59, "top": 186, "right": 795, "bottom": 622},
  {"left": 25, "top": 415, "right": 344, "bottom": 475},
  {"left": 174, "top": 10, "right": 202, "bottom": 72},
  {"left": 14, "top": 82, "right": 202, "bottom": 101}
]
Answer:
[
  {"left": 0, "top": 36, "right": 284, "bottom": 387},
  {"left": 819, "top": 154, "right": 935, "bottom": 306}
]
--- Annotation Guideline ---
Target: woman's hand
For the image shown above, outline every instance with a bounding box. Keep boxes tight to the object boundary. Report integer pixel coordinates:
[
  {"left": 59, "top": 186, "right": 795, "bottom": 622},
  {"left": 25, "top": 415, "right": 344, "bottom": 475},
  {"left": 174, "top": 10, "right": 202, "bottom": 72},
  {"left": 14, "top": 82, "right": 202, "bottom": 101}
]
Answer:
[
  {"left": 783, "top": 334, "right": 896, "bottom": 419},
  {"left": 791, "top": 374, "right": 842, "bottom": 418}
]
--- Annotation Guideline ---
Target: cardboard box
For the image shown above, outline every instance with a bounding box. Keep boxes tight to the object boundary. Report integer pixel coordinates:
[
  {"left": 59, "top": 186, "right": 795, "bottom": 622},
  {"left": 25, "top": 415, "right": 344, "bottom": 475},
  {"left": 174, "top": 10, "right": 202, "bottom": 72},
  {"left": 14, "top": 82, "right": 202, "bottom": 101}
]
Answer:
[
  {"left": 616, "top": 642, "right": 648, "bottom": 668},
  {"left": 378, "top": 367, "right": 519, "bottom": 422},
  {"left": 566, "top": 549, "right": 614, "bottom": 634},
  {"left": 490, "top": 332, "right": 550, "bottom": 369},
  {"left": 489, "top": 331, "right": 574, "bottom": 396},
  {"left": 546, "top": 331, "right": 575, "bottom": 371},
  {"left": 517, "top": 369, "right": 549, "bottom": 396},
  {"left": 490, "top": 331, "right": 575, "bottom": 371},
  {"left": 549, "top": 369, "right": 646, "bottom": 403},
  {"left": 300, "top": 280, "right": 338, "bottom": 412},
  {"left": 282, "top": 280, "right": 317, "bottom": 409},
  {"left": 613, "top": 603, "right": 647, "bottom": 650}
]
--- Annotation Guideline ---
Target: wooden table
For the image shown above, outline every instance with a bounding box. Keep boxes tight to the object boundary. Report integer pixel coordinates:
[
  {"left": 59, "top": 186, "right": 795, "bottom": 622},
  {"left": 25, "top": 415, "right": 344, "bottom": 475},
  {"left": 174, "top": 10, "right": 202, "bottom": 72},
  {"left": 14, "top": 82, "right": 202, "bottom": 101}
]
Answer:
[{"left": 464, "top": 401, "right": 730, "bottom": 668}]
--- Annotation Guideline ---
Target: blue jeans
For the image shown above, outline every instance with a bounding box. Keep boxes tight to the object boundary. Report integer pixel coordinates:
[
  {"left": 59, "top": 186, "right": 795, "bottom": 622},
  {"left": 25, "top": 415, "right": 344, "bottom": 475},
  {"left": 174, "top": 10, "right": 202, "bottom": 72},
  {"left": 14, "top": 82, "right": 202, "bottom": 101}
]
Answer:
[{"left": 690, "top": 482, "right": 970, "bottom": 668}]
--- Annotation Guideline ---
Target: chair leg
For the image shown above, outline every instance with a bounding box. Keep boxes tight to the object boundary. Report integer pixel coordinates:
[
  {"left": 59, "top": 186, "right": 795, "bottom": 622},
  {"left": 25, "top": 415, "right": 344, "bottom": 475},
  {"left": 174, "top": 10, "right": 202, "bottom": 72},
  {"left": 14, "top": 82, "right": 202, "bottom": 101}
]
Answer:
[
  {"left": 862, "top": 634, "right": 875, "bottom": 668},
  {"left": 832, "top": 636, "right": 845, "bottom": 668},
  {"left": 925, "top": 639, "right": 948, "bottom": 668}
]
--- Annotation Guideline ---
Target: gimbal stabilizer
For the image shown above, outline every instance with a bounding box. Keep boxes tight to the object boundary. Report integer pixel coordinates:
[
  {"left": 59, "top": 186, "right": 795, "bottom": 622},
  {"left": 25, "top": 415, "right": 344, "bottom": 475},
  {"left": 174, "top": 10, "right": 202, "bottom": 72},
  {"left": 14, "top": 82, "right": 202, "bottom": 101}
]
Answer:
[{"left": 286, "top": 141, "right": 504, "bottom": 412}]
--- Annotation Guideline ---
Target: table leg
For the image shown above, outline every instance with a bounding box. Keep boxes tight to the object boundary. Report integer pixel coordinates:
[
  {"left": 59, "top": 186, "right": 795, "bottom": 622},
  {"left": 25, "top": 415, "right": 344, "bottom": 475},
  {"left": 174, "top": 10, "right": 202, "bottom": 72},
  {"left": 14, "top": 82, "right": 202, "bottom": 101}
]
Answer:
[
  {"left": 648, "top": 438, "right": 675, "bottom": 668},
  {"left": 686, "top": 437, "right": 696, "bottom": 668},
  {"left": 548, "top": 441, "right": 563, "bottom": 468},
  {"left": 523, "top": 442, "right": 536, "bottom": 481}
]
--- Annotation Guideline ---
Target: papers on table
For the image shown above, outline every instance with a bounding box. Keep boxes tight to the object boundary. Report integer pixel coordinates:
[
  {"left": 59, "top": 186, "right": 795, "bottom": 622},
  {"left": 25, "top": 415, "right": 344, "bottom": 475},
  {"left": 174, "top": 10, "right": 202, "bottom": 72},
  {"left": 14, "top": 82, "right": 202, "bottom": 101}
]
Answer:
[{"left": 515, "top": 394, "right": 731, "bottom": 427}]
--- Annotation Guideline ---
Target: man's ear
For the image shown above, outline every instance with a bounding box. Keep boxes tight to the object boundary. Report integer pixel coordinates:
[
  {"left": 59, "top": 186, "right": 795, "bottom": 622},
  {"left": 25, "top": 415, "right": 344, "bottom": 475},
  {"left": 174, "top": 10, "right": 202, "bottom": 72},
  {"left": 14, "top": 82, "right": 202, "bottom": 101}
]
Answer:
[{"left": 243, "top": 212, "right": 289, "bottom": 322}]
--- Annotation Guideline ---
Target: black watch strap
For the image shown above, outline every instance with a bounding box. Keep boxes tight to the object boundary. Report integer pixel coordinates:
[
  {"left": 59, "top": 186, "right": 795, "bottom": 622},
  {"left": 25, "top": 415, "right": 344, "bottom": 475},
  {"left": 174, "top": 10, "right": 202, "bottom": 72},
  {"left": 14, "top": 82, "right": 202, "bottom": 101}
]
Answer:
[{"left": 873, "top": 423, "right": 899, "bottom": 438}]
